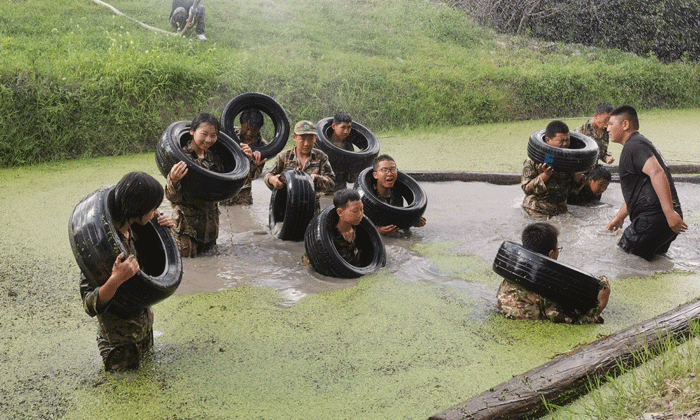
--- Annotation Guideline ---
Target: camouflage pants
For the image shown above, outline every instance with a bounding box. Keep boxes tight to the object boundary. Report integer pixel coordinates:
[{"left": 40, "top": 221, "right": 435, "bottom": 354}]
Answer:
[
  {"left": 220, "top": 188, "right": 253, "bottom": 205},
  {"left": 97, "top": 310, "right": 154, "bottom": 372},
  {"left": 176, "top": 233, "right": 217, "bottom": 258}
]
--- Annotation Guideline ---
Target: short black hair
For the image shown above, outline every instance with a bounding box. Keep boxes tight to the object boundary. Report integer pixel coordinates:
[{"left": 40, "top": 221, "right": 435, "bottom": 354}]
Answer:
[
  {"left": 544, "top": 120, "right": 569, "bottom": 139},
  {"left": 588, "top": 165, "right": 612, "bottom": 182},
  {"left": 240, "top": 108, "right": 264, "bottom": 129},
  {"left": 372, "top": 154, "right": 395, "bottom": 171},
  {"left": 333, "top": 112, "right": 352, "bottom": 125},
  {"left": 595, "top": 102, "right": 614, "bottom": 115},
  {"left": 111, "top": 172, "right": 164, "bottom": 227},
  {"left": 191, "top": 112, "right": 220, "bottom": 133},
  {"left": 521, "top": 222, "right": 559, "bottom": 256},
  {"left": 333, "top": 189, "right": 361, "bottom": 209},
  {"left": 610, "top": 105, "right": 640, "bottom": 131}
]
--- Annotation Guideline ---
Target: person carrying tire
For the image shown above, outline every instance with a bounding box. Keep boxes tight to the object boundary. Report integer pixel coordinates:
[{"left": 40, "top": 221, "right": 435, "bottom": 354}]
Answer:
[
  {"left": 79, "top": 172, "right": 175, "bottom": 372},
  {"left": 264, "top": 120, "right": 335, "bottom": 214},
  {"left": 325, "top": 112, "right": 359, "bottom": 195},
  {"left": 330, "top": 189, "right": 365, "bottom": 265},
  {"left": 370, "top": 154, "right": 426, "bottom": 235},
  {"left": 575, "top": 102, "right": 615, "bottom": 164},
  {"left": 221, "top": 108, "right": 268, "bottom": 206},
  {"left": 521, "top": 120, "right": 585, "bottom": 218},
  {"left": 605, "top": 105, "right": 687, "bottom": 260},
  {"left": 166, "top": 113, "right": 228, "bottom": 257},
  {"left": 170, "top": 0, "right": 207, "bottom": 41},
  {"left": 497, "top": 222, "right": 611, "bottom": 324},
  {"left": 567, "top": 164, "right": 611, "bottom": 205}
]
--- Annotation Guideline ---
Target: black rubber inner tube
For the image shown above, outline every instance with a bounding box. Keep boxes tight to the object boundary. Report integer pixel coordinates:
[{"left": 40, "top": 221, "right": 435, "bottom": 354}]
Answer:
[
  {"left": 68, "top": 186, "right": 182, "bottom": 318},
  {"left": 527, "top": 129, "right": 599, "bottom": 173},
  {"left": 155, "top": 121, "right": 250, "bottom": 202},
  {"left": 268, "top": 170, "right": 316, "bottom": 241},
  {"left": 314, "top": 117, "right": 380, "bottom": 173},
  {"left": 354, "top": 167, "right": 427, "bottom": 230},
  {"left": 492, "top": 241, "right": 602, "bottom": 319},
  {"left": 221, "top": 92, "right": 291, "bottom": 160},
  {"left": 304, "top": 205, "right": 386, "bottom": 278}
]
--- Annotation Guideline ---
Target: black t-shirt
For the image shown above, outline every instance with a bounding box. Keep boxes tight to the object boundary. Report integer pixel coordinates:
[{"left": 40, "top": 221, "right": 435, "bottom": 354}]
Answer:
[{"left": 619, "top": 132, "right": 680, "bottom": 220}]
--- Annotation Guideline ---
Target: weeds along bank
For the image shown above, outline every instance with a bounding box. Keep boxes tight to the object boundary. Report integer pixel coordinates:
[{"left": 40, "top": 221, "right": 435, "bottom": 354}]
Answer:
[{"left": 2, "top": 0, "right": 700, "bottom": 167}]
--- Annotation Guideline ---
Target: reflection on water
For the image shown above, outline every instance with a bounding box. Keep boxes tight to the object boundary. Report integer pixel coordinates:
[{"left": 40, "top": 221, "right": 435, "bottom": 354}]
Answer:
[{"left": 164, "top": 179, "right": 700, "bottom": 305}]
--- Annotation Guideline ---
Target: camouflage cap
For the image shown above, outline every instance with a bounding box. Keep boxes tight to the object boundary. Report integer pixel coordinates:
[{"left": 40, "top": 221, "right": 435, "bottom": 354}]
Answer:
[{"left": 293, "top": 120, "right": 316, "bottom": 135}]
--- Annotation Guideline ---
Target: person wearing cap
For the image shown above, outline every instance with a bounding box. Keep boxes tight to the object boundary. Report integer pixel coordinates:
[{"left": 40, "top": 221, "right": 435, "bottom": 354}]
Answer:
[
  {"left": 264, "top": 120, "right": 335, "bottom": 213},
  {"left": 222, "top": 109, "right": 268, "bottom": 205}
]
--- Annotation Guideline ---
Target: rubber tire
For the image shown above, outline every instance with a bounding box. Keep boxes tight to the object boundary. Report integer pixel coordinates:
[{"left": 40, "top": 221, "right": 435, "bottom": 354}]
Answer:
[
  {"left": 492, "top": 241, "right": 602, "bottom": 320},
  {"left": 315, "top": 117, "right": 380, "bottom": 173},
  {"left": 354, "top": 167, "right": 428, "bottom": 230},
  {"left": 221, "top": 92, "right": 291, "bottom": 160},
  {"left": 269, "top": 170, "right": 316, "bottom": 241},
  {"left": 304, "top": 206, "right": 386, "bottom": 279},
  {"left": 68, "top": 186, "right": 183, "bottom": 318},
  {"left": 527, "top": 129, "right": 598, "bottom": 173},
  {"left": 155, "top": 121, "right": 250, "bottom": 202}
]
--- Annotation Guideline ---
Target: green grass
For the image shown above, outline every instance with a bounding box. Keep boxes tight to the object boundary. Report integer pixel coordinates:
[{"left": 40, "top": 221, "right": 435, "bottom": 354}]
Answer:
[{"left": 1, "top": 0, "right": 700, "bottom": 166}]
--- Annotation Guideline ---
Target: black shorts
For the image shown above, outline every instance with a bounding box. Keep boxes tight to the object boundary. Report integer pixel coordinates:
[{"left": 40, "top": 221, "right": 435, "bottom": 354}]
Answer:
[{"left": 618, "top": 212, "right": 679, "bottom": 261}]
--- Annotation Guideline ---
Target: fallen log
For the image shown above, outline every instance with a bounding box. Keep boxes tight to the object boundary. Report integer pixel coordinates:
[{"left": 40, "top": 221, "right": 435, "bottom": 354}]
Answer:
[{"left": 429, "top": 298, "right": 700, "bottom": 420}]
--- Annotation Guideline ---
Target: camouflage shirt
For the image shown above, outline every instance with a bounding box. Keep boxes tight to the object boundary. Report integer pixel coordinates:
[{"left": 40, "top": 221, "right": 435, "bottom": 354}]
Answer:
[
  {"left": 576, "top": 120, "right": 612, "bottom": 162},
  {"left": 567, "top": 177, "right": 601, "bottom": 205},
  {"left": 165, "top": 142, "right": 223, "bottom": 244},
  {"left": 496, "top": 278, "right": 607, "bottom": 324},
  {"left": 330, "top": 224, "right": 362, "bottom": 265},
  {"left": 234, "top": 126, "right": 268, "bottom": 191},
  {"left": 264, "top": 148, "right": 335, "bottom": 209},
  {"left": 521, "top": 158, "right": 581, "bottom": 217},
  {"left": 79, "top": 228, "right": 154, "bottom": 352}
]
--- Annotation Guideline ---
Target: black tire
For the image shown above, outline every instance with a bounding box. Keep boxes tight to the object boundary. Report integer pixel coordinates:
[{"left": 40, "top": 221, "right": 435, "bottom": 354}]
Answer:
[
  {"left": 155, "top": 121, "right": 250, "bottom": 202},
  {"left": 68, "top": 186, "right": 182, "bottom": 318},
  {"left": 315, "top": 117, "right": 380, "bottom": 173},
  {"left": 221, "top": 92, "right": 291, "bottom": 160},
  {"left": 304, "top": 206, "right": 386, "bottom": 279},
  {"left": 527, "top": 129, "right": 598, "bottom": 173},
  {"left": 492, "top": 241, "right": 602, "bottom": 319},
  {"left": 269, "top": 170, "right": 316, "bottom": 241},
  {"left": 354, "top": 167, "right": 427, "bottom": 230}
]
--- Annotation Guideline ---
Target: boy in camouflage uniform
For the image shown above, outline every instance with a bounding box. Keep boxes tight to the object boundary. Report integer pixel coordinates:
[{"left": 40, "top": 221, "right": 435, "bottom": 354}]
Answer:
[
  {"left": 521, "top": 120, "right": 584, "bottom": 218},
  {"left": 166, "top": 113, "right": 225, "bottom": 257},
  {"left": 497, "top": 222, "right": 611, "bottom": 324},
  {"left": 264, "top": 120, "right": 335, "bottom": 213},
  {"left": 222, "top": 108, "right": 268, "bottom": 205},
  {"left": 575, "top": 102, "right": 615, "bottom": 164},
  {"left": 327, "top": 112, "right": 359, "bottom": 194},
  {"left": 79, "top": 172, "right": 174, "bottom": 372},
  {"left": 330, "top": 189, "right": 364, "bottom": 265},
  {"left": 568, "top": 165, "right": 611, "bottom": 205}
]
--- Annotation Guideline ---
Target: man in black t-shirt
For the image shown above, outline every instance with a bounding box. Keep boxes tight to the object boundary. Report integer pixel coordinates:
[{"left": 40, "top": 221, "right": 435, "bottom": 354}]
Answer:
[{"left": 605, "top": 105, "right": 687, "bottom": 260}]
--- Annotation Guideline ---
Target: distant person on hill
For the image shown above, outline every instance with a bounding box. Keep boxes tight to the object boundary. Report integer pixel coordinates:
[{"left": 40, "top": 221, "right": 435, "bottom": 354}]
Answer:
[
  {"left": 326, "top": 112, "right": 359, "bottom": 195},
  {"left": 222, "top": 108, "right": 268, "bottom": 205},
  {"left": 521, "top": 120, "right": 584, "bottom": 218},
  {"left": 497, "top": 222, "right": 610, "bottom": 324},
  {"left": 170, "top": 0, "right": 207, "bottom": 41},
  {"left": 605, "top": 105, "right": 687, "bottom": 260},
  {"left": 568, "top": 165, "right": 611, "bottom": 205},
  {"left": 264, "top": 120, "right": 335, "bottom": 214},
  {"left": 575, "top": 102, "right": 615, "bottom": 164},
  {"left": 370, "top": 154, "right": 426, "bottom": 235}
]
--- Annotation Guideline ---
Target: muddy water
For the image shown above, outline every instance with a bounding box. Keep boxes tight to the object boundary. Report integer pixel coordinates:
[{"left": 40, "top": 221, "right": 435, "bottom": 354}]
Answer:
[{"left": 171, "top": 178, "right": 700, "bottom": 306}]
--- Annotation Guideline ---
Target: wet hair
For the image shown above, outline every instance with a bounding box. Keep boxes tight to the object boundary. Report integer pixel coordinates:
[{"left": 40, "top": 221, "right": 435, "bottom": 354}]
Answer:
[
  {"left": 191, "top": 112, "right": 220, "bottom": 133},
  {"left": 588, "top": 165, "right": 611, "bottom": 182},
  {"left": 544, "top": 120, "right": 569, "bottom": 140},
  {"left": 610, "top": 105, "right": 640, "bottom": 131},
  {"left": 372, "top": 154, "right": 395, "bottom": 172},
  {"left": 111, "top": 172, "right": 164, "bottom": 227},
  {"left": 595, "top": 102, "right": 614, "bottom": 115},
  {"left": 521, "top": 222, "right": 559, "bottom": 256},
  {"left": 333, "top": 112, "right": 352, "bottom": 125},
  {"left": 333, "top": 189, "right": 361, "bottom": 209},
  {"left": 240, "top": 108, "right": 264, "bottom": 129}
]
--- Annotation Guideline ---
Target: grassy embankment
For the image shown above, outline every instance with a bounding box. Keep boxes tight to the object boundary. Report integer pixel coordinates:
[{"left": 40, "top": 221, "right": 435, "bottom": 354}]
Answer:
[{"left": 1, "top": 0, "right": 700, "bottom": 167}]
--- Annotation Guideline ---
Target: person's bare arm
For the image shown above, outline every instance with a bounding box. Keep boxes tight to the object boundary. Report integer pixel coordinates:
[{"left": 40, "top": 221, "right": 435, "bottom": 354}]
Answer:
[
  {"left": 642, "top": 156, "right": 687, "bottom": 234},
  {"left": 606, "top": 202, "right": 628, "bottom": 231}
]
